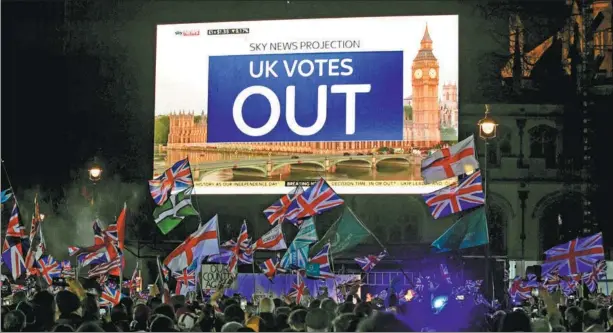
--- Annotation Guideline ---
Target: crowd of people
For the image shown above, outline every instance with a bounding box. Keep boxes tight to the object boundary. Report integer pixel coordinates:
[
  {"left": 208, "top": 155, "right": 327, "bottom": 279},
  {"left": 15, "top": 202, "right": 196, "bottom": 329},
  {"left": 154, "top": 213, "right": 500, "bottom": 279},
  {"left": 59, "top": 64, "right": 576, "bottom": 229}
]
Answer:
[{"left": 2, "top": 280, "right": 613, "bottom": 332}]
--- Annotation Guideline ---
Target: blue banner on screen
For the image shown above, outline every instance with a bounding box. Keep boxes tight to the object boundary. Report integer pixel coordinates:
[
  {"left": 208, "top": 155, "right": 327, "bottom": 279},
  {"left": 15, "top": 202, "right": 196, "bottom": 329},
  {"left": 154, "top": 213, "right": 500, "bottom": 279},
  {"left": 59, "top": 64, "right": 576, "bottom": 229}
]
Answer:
[{"left": 207, "top": 51, "right": 403, "bottom": 143}]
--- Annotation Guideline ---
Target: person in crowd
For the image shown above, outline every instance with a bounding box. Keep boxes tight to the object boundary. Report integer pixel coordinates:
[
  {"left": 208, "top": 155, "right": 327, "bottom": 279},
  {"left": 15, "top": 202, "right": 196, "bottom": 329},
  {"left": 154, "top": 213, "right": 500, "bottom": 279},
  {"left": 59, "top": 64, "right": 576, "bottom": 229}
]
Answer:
[
  {"left": 130, "top": 303, "right": 151, "bottom": 332},
  {"left": 153, "top": 303, "right": 176, "bottom": 322},
  {"left": 584, "top": 309, "right": 606, "bottom": 332},
  {"left": 224, "top": 304, "right": 246, "bottom": 324},
  {"left": 276, "top": 313, "right": 290, "bottom": 331},
  {"left": 308, "top": 299, "right": 321, "bottom": 309},
  {"left": 150, "top": 314, "right": 177, "bottom": 332},
  {"left": 110, "top": 303, "right": 131, "bottom": 331},
  {"left": 565, "top": 306, "right": 584, "bottom": 332},
  {"left": 288, "top": 309, "right": 308, "bottom": 332},
  {"left": 177, "top": 311, "right": 198, "bottom": 331},
  {"left": 245, "top": 315, "right": 263, "bottom": 332},
  {"left": 222, "top": 321, "right": 244, "bottom": 332},
  {"left": 76, "top": 322, "right": 105, "bottom": 332},
  {"left": 531, "top": 318, "right": 552, "bottom": 332},
  {"left": 320, "top": 298, "right": 337, "bottom": 329},
  {"left": 16, "top": 301, "right": 38, "bottom": 331},
  {"left": 356, "top": 311, "right": 412, "bottom": 332},
  {"left": 331, "top": 313, "right": 360, "bottom": 332},
  {"left": 4, "top": 309, "right": 27, "bottom": 332},
  {"left": 606, "top": 306, "right": 613, "bottom": 332},
  {"left": 51, "top": 324, "right": 75, "bottom": 332},
  {"left": 354, "top": 302, "right": 373, "bottom": 319},
  {"left": 498, "top": 309, "right": 533, "bottom": 332},
  {"left": 32, "top": 290, "right": 56, "bottom": 331},
  {"left": 305, "top": 308, "right": 330, "bottom": 332},
  {"left": 258, "top": 297, "right": 276, "bottom": 331},
  {"left": 55, "top": 290, "right": 83, "bottom": 329},
  {"left": 335, "top": 302, "right": 354, "bottom": 316},
  {"left": 80, "top": 294, "right": 101, "bottom": 324}
]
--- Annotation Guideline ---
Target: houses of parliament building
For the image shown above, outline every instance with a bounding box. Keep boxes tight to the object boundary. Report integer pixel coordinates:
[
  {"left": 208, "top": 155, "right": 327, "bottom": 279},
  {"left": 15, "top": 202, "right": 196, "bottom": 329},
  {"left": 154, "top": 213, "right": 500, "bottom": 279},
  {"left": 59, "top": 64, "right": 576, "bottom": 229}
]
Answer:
[{"left": 164, "top": 25, "right": 459, "bottom": 153}]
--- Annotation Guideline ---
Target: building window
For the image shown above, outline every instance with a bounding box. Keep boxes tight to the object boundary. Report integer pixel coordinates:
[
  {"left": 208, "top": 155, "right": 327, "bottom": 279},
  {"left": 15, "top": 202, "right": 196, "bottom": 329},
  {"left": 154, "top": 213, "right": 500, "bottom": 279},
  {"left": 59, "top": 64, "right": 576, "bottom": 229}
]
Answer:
[{"left": 528, "top": 125, "right": 557, "bottom": 168}]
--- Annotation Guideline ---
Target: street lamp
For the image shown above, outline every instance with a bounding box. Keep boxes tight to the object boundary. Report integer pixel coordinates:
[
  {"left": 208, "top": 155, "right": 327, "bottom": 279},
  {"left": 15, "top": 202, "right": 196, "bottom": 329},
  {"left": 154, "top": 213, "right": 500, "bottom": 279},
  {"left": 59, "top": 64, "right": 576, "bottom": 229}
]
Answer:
[
  {"left": 88, "top": 165, "right": 102, "bottom": 182},
  {"left": 477, "top": 104, "right": 498, "bottom": 304}
]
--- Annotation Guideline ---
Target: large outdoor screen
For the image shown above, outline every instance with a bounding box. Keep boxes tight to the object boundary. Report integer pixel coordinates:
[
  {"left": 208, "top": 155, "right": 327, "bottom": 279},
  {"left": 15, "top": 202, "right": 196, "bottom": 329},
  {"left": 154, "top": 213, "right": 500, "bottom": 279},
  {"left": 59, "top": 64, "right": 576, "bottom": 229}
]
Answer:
[{"left": 154, "top": 15, "right": 459, "bottom": 194}]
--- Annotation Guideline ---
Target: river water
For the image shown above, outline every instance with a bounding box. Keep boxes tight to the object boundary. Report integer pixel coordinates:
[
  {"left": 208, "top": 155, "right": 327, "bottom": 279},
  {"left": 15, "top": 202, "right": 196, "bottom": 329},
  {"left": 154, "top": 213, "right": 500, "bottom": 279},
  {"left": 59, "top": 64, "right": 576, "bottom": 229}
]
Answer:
[{"left": 154, "top": 149, "right": 423, "bottom": 182}]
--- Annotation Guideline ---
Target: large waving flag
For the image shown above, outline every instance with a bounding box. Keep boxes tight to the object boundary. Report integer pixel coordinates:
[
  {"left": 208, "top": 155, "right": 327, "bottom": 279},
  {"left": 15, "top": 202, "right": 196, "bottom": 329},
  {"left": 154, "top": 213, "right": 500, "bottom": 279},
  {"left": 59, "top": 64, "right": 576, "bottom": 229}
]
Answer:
[
  {"left": 582, "top": 260, "right": 606, "bottom": 293},
  {"left": 2, "top": 203, "right": 29, "bottom": 280},
  {"left": 259, "top": 257, "right": 280, "bottom": 280},
  {"left": 292, "top": 217, "right": 318, "bottom": 246},
  {"left": 285, "top": 178, "right": 344, "bottom": 221},
  {"left": 164, "top": 215, "right": 220, "bottom": 272},
  {"left": 227, "top": 221, "right": 251, "bottom": 275},
  {"left": 422, "top": 171, "right": 484, "bottom": 219},
  {"left": 431, "top": 207, "right": 489, "bottom": 253},
  {"left": 153, "top": 188, "right": 199, "bottom": 235},
  {"left": 508, "top": 276, "right": 531, "bottom": 302},
  {"left": 280, "top": 242, "right": 310, "bottom": 270},
  {"left": 149, "top": 158, "right": 194, "bottom": 206},
  {"left": 264, "top": 186, "right": 304, "bottom": 225},
  {"left": 310, "top": 206, "right": 374, "bottom": 257},
  {"left": 252, "top": 224, "right": 287, "bottom": 251},
  {"left": 288, "top": 273, "right": 306, "bottom": 304},
  {"left": 173, "top": 261, "right": 197, "bottom": 295},
  {"left": 354, "top": 251, "right": 387, "bottom": 273},
  {"left": 306, "top": 243, "right": 334, "bottom": 279},
  {"left": 421, "top": 135, "right": 480, "bottom": 184},
  {"left": 542, "top": 232, "right": 604, "bottom": 276},
  {"left": 36, "top": 255, "right": 61, "bottom": 285},
  {"left": 100, "top": 283, "right": 121, "bottom": 306}
]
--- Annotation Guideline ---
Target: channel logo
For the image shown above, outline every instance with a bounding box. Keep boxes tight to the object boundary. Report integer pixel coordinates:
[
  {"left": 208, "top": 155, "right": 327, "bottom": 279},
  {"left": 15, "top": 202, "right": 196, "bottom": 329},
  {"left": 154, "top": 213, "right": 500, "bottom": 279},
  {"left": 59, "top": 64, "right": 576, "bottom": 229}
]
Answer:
[
  {"left": 175, "top": 30, "right": 200, "bottom": 37},
  {"left": 207, "top": 28, "right": 250, "bottom": 36}
]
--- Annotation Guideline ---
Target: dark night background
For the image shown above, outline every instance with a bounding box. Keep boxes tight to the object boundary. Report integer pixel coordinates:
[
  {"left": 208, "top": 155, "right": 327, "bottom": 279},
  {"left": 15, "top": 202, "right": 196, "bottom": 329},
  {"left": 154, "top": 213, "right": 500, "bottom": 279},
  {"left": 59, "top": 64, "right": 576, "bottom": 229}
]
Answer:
[{"left": 1, "top": 0, "right": 611, "bottom": 278}]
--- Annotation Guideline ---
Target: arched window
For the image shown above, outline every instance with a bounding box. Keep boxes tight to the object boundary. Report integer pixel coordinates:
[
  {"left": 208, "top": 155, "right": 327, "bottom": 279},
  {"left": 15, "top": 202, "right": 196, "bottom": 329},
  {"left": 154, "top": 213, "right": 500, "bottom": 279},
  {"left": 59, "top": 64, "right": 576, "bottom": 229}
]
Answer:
[
  {"left": 538, "top": 192, "right": 584, "bottom": 254},
  {"left": 528, "top": 125, "right": 558, "bottom": 168}
]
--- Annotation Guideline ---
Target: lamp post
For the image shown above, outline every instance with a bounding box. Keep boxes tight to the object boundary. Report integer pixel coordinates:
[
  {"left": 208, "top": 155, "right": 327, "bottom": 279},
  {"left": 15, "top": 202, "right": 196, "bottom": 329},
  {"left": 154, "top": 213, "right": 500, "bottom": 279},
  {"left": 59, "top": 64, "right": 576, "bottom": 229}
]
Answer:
[
  {"left": 88, "top": 160, "right": 103, "bottom": 208},
  {"left": 478, "top": 104, "right": 498, "bottom": 302}
]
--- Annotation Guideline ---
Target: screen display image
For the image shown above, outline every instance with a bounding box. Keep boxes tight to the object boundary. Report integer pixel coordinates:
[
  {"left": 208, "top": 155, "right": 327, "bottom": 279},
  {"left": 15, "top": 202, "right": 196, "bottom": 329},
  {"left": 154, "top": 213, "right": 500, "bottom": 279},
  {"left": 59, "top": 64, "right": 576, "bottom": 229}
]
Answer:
[{"left": 154, "top": 15, "right": 459, "bottom": 194}]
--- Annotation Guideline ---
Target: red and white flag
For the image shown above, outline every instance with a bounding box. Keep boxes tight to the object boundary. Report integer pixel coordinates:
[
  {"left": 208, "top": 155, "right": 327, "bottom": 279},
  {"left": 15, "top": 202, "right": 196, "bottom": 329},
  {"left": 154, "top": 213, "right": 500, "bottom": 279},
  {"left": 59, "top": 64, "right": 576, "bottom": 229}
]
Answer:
[
  {"left": 164, "top": 215, "right": 220, "bottom": 272},
  {"left": 421, "top": 135, "right": 479, "bottom": 184},
  {"left": 252, "top": 224, "right": 287, "bottom": 251}
]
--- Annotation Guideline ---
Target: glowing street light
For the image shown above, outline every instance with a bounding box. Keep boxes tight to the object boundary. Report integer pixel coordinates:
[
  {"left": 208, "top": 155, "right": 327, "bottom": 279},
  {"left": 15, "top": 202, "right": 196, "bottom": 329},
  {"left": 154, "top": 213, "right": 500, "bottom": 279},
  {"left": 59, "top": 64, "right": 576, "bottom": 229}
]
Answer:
[
  {"left": 89, "top": 166, "right": 102, "bottom": 182},
  {"left": 478, "top": 104, "right": 498, "bottom": 140}
]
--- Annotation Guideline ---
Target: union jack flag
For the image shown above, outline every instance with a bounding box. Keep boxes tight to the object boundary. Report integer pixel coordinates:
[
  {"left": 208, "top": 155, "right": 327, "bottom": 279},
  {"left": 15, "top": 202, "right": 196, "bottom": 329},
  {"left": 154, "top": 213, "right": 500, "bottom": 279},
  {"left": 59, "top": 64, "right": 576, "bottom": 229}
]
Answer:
[
  {"left": 308, "top": 243, "right": 334, "bottom": 279},
  {"left": 173, "top": 264, "right": 197, "bottom": 295},
  {"left": 509, "top": 276, "right": 531, "bottom": 302},
  {"left": 226, "top": 222, "right": 252, "bottom": 274},
  {"left": 100, "top": 283, "right": 121, "bottom": 306},
  {"left": 354, "top": 251, "right": 386, "bottom": 272},
  {"left": 422, "top": 170, "right": 484, "bottom": 219},
  {"left": 543, "top": 232, "right": 604, "bottom": 276},
  {"left": 285, "top": 178, "right": 344, "bottom": 221},
  {"left": 524, "top": 274, "right": 540, "bottom": 288},
  {"left": 560, "top": 275, "right": 581, "bottom": 296},
  {"left": 543, "top": 269, "right": 561, "bottom": 292},
  {"left": 149, "top": 158, "right": 193, "bottom": 206},
  {"left": 263, "top": 186, "right": 303, "bottom": 225},
  {"left": 582, "top": 260, "right": 607, "bottom": 293},
  {"left": 288, "top": 273, "right": 306, "bottom": 304},
  {"left": 36, "top": 255, "right": 61, "bottom": 285},
  {"left": 1, "top": 203, "right": 29, "bottom": 280},
  {"left": 259, "top": 257, "right": 279, "bottom": 280}
]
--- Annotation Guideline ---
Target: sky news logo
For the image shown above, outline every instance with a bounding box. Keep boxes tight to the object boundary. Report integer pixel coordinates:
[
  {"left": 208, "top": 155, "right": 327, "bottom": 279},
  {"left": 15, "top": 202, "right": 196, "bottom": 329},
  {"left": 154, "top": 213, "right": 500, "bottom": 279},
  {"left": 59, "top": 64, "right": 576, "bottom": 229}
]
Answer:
[
  {"left": 207, "top": 28, "right": 250, "bottom": 36},
  {"left": 175, "top": 30, "right": 200, "bottom": 37}
]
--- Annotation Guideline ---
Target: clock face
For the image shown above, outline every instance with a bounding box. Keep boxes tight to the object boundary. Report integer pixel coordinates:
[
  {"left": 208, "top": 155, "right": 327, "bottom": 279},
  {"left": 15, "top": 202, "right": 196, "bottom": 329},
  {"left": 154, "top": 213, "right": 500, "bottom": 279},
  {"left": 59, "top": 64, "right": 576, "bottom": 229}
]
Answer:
[
  {"left": 429, "top": 68, "right": 437, "bottom": 78},
  {"left": 414, "top": 69, "right": 423, "bottom": 79}
]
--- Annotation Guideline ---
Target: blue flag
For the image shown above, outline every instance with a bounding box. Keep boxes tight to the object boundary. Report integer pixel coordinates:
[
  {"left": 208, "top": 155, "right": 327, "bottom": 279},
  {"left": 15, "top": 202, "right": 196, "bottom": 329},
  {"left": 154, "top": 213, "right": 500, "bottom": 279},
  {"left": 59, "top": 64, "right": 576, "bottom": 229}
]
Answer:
[
  {"left": 1, "top": 188, "right": 13, "bottom": 204},
  {"left": 431, "top": 207, "right": 489, "bottom": 252}
]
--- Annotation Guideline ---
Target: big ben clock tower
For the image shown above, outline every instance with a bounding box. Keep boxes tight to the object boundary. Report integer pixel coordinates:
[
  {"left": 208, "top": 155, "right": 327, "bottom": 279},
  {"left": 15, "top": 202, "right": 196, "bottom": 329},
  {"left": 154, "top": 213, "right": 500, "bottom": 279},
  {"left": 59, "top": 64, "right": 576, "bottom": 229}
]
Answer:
[{"left": 411, "top": 24, "right": 441, "bottom": 147}]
